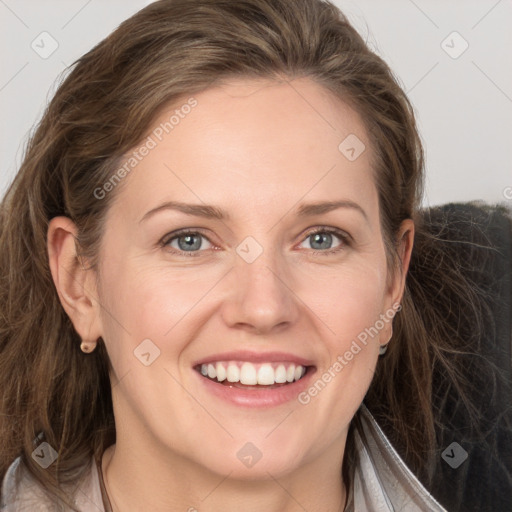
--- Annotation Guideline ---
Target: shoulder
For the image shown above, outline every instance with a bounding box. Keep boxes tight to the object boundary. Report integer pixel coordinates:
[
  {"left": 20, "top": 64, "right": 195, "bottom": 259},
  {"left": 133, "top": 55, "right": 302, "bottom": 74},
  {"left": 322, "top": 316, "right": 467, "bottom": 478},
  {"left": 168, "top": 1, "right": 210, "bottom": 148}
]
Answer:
[{"left": 1, "top": 455, "right": 105, "bottom": 512}]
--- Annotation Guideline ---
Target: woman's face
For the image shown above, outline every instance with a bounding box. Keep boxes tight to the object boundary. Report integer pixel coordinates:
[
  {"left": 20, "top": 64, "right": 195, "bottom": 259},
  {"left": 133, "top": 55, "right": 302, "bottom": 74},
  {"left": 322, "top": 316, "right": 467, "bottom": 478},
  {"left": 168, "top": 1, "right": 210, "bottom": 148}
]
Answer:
[{"left": 89, "top": 77, "right": 411, "bottom": 478}]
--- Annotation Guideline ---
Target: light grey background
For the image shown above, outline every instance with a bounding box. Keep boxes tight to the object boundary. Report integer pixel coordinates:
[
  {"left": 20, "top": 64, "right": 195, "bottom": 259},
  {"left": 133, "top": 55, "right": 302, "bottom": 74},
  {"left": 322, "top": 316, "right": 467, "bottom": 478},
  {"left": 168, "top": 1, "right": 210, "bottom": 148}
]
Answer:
[{"left": 1, "top": 0, "right": 511, "bottom": 207}]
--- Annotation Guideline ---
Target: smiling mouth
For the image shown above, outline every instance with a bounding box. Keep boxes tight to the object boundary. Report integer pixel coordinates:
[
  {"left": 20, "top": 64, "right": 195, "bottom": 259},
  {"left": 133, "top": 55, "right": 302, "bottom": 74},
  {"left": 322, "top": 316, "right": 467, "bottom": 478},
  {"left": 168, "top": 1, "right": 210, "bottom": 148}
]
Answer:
[{"left": 194, "top": 361, "right": 313, "bottom": 389}]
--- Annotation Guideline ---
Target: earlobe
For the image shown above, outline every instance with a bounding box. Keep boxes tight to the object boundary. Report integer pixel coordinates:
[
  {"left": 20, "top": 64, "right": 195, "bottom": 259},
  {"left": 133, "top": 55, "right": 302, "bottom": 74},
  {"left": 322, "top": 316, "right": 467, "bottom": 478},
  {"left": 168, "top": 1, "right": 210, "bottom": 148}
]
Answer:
[{"left": 47, "top": 216, "right": 103, "bottom": 345}]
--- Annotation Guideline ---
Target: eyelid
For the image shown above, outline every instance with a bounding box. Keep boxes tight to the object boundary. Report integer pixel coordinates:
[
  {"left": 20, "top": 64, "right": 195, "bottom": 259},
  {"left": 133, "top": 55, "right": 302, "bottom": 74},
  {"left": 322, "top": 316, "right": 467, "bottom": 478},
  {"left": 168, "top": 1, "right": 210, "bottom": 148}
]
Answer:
[
  {"left": 295, "top": 226, "right": 352, "bottom": 253},
  {"left": 160, "top": 228, "right": 216, "bottom": 256},
  {"left": 160, "top": 226, "right": 352, "bottom": 256},
  {"left": 160, "top": 227, "right": 213, "bottom": 245},
  {"left": 299, "top": 226, "right": 352, "bottom": 243}
]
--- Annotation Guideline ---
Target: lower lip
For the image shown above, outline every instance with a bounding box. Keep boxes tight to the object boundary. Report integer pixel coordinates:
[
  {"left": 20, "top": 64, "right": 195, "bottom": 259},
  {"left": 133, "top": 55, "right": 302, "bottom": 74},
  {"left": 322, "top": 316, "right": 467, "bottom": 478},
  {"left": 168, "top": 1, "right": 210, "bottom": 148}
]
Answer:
[{"left": 195, "top": 368, "right": 316, "bottom": 408}]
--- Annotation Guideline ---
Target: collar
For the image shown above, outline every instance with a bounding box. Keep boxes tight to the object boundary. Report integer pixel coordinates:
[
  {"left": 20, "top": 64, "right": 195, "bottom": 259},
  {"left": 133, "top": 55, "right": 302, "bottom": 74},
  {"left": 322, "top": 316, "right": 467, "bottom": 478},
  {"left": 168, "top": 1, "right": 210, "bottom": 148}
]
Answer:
[{"left": 346, "top": 403, "right": 448, "bottom": 511}]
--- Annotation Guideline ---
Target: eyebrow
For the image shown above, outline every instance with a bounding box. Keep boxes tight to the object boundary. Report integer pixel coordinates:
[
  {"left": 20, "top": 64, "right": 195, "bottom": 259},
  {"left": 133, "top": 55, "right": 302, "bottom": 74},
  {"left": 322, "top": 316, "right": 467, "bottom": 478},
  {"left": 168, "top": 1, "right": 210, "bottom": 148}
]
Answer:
[{"left": 139, "top": 199, "right": 368, "bottom": 224}]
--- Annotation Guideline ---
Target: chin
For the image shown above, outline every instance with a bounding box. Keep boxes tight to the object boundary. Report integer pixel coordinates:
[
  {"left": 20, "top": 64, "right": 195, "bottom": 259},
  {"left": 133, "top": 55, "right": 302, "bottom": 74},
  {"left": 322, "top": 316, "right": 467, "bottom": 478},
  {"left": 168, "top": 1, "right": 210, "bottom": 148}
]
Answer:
[{"left": 193, "top": 444, "right": 308, "bottom": 482}]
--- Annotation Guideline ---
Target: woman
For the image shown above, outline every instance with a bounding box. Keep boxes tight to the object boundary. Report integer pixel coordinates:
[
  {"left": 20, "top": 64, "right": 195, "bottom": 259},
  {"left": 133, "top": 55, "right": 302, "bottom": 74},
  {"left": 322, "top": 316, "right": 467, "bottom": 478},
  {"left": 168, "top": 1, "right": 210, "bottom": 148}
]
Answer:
[{"left": 0, "top": 0, "right": 503, "bottom": 510}]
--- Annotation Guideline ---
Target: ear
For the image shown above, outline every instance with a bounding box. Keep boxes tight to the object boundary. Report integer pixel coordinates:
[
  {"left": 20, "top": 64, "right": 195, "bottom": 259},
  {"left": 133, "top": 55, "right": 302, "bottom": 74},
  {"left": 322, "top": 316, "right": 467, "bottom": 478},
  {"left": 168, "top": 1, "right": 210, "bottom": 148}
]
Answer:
[
  {"left": 47, "top": 216, "right": 103, "bottom": 344},
  {"left": 387, "top": 218, "right": 415, "bottom": 307},
  {"left": 379, "top": 219, "right": 414, "bottom": 347}
]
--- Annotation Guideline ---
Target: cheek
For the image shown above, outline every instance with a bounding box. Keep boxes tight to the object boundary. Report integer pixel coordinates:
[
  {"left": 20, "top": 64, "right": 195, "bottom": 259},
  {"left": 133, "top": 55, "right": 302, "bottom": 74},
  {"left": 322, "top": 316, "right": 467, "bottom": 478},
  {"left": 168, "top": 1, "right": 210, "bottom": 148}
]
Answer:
[
  {"left": 100, "top": 248, "right": 388, "bottom": 361},
  {"left": 97, "top": 257, "right": 224, "bottom": 369},
  {"left": 292, "top": 266, "right": 386, "bottom": 436},
  {"left": 297, "top": 260, "right": 388, "bottom": 343},
  {"left": 296, "top": 261, "right": 387, "bottom": 405},
  {"left": 101, "top": 258, "right": 193, "bottom": 332}
]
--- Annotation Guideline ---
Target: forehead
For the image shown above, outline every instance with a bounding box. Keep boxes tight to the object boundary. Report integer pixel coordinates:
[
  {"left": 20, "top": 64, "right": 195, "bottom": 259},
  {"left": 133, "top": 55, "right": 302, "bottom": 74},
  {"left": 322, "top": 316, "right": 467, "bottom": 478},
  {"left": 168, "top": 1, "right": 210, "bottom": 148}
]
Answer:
[{"left": 107, "top": 77, "right": 378, "bottom": 226}]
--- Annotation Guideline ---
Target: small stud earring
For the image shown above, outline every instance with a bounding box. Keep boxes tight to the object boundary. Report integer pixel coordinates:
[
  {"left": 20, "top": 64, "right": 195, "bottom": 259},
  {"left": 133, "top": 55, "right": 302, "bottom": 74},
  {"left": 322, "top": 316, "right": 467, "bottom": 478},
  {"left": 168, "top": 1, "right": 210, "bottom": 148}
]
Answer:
[
  {"left": 379, "top": 326, "right": 392, "bottom": 357},
  {"left": 80, "top": 341, "right": 97, "bottom": 353},
  {"left": 379, "top": 343, "right": 389, "bottom": 356}
]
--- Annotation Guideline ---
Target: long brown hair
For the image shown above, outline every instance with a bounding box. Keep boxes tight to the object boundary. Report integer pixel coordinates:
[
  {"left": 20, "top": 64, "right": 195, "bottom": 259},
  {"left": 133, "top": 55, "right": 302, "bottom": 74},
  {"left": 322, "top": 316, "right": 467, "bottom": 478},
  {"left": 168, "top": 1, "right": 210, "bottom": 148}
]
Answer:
[{"left": 0, "top": 0, "right": 495, "bottom": 509}]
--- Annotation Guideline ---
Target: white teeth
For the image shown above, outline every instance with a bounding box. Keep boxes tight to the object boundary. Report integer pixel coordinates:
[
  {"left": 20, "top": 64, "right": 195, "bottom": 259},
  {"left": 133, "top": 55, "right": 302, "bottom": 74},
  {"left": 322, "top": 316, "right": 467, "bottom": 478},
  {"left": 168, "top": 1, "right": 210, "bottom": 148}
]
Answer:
[
  {"left": 199, "top": 361, "right": 307, "bottom": 386},
  {"left": 226, "top": 364, "right": 240, "bottom": 383},
  {"left": 216, "top": 362, "right": 227, "bottom": 382},
  {"left": 257, "top": 364, "right": 275, "bottom": 385},
  {"left": 240, "top": 362, "right": 258, "bottom": 385},
  {"left": 275, "top": 364, "right": 287, "bottom": 383}
]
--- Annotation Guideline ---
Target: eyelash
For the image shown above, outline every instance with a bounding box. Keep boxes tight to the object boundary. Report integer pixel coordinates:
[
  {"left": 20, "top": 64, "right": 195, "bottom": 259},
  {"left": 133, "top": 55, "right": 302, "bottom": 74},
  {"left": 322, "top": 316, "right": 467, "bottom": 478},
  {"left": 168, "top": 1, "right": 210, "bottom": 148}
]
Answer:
[{"left": 159, "top": 227, "right": 352, "bottom": 258}]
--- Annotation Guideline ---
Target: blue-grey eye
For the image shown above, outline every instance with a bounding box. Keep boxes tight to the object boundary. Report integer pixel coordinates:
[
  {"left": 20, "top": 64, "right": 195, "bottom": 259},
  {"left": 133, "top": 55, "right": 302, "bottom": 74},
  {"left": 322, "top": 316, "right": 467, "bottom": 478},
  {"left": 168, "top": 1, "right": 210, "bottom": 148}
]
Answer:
[
  {"left": 299, "top": 229, "right": 345, "bottom": 251},
  {"left": 167, "top": 232, "right": 212, "bottom": 252},
  {"left": 310, "top": 232, "right": 333, "bottom": 250}
]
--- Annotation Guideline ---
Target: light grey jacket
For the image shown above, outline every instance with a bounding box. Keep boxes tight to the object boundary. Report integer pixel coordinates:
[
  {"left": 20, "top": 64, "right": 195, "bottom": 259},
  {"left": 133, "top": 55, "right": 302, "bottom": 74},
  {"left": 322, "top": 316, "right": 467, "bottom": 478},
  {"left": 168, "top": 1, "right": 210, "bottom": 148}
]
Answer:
[{"left": 1, "top": 404, "right": 448, "bottom": 511}]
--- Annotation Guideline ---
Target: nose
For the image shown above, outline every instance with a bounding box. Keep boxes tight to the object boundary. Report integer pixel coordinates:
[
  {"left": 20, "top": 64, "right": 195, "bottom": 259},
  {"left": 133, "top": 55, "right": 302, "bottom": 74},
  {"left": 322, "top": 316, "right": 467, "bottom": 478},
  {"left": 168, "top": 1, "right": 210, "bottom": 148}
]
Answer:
[{"left": 220, "top": 246, "right": 300, "bottom": 335}]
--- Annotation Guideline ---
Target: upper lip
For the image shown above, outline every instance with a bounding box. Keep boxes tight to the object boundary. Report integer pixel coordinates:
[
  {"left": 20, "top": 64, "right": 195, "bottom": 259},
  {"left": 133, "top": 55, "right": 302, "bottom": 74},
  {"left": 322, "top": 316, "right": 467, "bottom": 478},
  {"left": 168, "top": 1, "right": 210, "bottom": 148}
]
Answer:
[{"left": 193, "top": 350, "right": 316, "bottom": 367}]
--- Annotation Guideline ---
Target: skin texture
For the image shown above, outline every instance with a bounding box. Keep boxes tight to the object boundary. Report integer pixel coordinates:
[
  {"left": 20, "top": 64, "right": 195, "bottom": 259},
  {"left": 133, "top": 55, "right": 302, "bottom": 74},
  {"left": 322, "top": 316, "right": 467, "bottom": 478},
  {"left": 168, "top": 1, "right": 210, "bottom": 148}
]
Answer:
[{"left": 48, "top": 77, "right": 414, "bottom": 512}]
